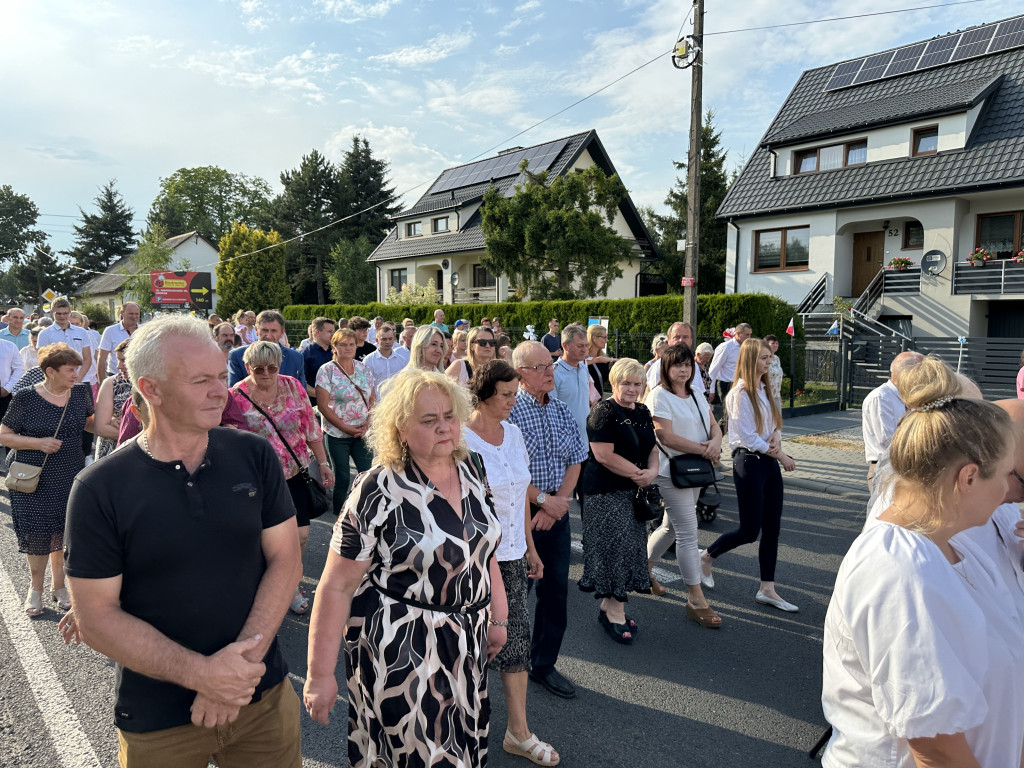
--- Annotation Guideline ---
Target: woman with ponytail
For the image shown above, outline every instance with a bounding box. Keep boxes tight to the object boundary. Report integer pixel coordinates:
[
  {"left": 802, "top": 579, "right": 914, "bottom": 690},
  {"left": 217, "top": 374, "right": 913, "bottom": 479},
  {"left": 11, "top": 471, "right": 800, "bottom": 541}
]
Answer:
[
  {"left": 821, "top": 356, "right": 1024, "bottom": 767},
  {"left": 699, "top": 338, "right": 798, "bottom": 612}
]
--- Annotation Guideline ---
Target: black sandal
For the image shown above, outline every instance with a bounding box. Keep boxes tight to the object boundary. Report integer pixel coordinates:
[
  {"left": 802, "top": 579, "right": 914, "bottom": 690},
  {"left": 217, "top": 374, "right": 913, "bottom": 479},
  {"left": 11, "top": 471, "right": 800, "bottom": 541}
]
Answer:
[{"left": 598, "top": 612, "right": 633, "bottom": 645}]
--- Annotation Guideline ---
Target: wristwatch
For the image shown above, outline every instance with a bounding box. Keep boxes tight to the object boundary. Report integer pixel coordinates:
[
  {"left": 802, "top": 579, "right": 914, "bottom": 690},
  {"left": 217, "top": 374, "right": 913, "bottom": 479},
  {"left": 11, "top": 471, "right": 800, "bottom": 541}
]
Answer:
[{"left": 536, "top": 492, "right": 547, "bottom": 506}]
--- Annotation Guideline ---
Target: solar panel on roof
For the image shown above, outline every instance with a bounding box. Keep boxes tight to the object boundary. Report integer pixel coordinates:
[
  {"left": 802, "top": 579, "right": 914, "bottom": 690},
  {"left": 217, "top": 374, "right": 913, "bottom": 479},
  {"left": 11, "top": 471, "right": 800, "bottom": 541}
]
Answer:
[
  {"left": 916, "top": 34, "right": 960, "bottom": 69},
  {"left": 884, "top": 42, "right": 926, "bottom": 77},
  {"left": 989, "top": 17, "right": 1024, "bottom": 53},
  {"left": 952, "top": 24, "right": 997, "bottom": 61},
  {"left": 425, "top": 138, "right": 570, "bottom": 196},
  {"left": 853, "top": 51, "right": 896, "bottom": 84},
  {"left": 825, "top": 60, "right": 863, "bottom": 90}
]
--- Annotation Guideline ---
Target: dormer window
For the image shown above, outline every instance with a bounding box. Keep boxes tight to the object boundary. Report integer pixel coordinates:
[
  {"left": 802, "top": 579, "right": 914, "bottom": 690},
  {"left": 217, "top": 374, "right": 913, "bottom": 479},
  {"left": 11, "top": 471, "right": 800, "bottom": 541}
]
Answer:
[
  {"left": 912, "top": 126, "right": 938, "bottom": 156},
  {"left": 405, "top": 222, "right": 422, "bottom": 237},
  {"left": 432, "top": 216, "right": 450, "bottom": 233},
  {"left": 793, "top": 139, "right": 868, "bottom": 174}
]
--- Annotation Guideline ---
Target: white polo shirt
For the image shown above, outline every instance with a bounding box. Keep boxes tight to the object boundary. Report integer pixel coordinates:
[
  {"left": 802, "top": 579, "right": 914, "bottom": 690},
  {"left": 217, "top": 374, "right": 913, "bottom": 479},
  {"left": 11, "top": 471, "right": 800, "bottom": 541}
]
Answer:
[
  {"left": 38, "top": 323, "right": 90, "bottom": 359},
  {"left": 861, "top": 379, "right": 905, "bottom": 463},
  {"left": 98, "top": 321, "right": 137, "bottom": 374}
]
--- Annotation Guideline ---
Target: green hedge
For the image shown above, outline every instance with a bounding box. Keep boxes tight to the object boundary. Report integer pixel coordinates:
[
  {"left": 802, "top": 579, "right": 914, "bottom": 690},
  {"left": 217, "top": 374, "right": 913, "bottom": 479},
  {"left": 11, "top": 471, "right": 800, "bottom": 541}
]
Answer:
[{"left": 283, "top": 294, "right": 804, "bottom": 340}]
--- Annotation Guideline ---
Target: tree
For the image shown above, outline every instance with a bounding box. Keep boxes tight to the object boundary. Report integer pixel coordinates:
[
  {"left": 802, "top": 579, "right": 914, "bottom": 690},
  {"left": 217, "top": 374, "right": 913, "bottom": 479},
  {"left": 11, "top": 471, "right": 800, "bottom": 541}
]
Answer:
[
  {"left": 6, "top": 245, "right": 75, "bottom": 306},
  {"left": 119, "top": 225, "right": 175, "bottom": 312},
  {"left": 385, "top": 278, "right": 437, "bottom": 306},
  {"left": 274, "top": 150, "right": 349, "bottom": 305},
  {"left": 65, "top": 179, "right": 136, "bottom": 277},
  {"left": 480, "top": 163, "right": 634, "bottom": 300},
  {"left": 0, "top": 185, "right": 47, "bottom": 266},
  {"left": 327, "top": 235, "right": 377, "bottom": 304},
  {"left": 215, "top": 222, "right": 291, "bottom": 318},
  {"left": 336, "top": 135, "right": 401, "bottom": 242},
  {"left": 146, "top": 166, "right": 273, "bottom": 244},
  {"left": 655, "top": 109, "right": 731, "bottom": 294}
]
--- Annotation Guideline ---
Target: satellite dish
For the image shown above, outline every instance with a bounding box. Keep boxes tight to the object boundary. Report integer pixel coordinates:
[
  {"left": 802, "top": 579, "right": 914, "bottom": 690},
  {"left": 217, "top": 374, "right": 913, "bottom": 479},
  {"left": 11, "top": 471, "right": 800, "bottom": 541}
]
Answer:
[{"left": 921, "top": 249, "right": 947, "bottom": 275}]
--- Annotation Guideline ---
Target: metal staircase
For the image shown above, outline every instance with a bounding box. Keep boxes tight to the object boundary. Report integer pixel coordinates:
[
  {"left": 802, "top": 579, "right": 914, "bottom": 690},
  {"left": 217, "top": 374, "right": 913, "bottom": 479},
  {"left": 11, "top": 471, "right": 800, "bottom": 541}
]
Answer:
[{"left": 797, "top": 271, "right": 912, "bottom": 344}]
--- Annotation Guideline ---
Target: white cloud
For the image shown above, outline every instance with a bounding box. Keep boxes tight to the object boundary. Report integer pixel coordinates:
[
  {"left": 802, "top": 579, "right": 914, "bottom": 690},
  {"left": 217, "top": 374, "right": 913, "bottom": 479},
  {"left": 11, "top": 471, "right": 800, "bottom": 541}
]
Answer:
[
  {"left": 370, "top": 29, "right": 474, "bottom": 67},
  {"left": 314, "top": 0, "right": 401, "bottom": 23},
  {"left": 514, "top": 0, "right": 541, "bottom": 11}
]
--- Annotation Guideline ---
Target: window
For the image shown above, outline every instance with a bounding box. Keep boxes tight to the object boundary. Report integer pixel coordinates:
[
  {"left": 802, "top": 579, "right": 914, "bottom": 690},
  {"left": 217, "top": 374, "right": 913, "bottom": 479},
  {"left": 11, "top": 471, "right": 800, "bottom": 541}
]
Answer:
[
  {"left": 754, "top": 226, "right": 810, "bottom": 271},
  {"left": 977, "top": 211, "right": 1022, "bottom": 259},
  {"left": 432, "top": 216, "right": 450, "bottom": 233},
  {"left": 902, "top": 221, "right": 924, "bottom": 250},
  {"left": 912, "top": 126, "right": 938, "bottom": 157},
  {"left": 405, "top": 221, "right": 422, "bottom": 237},
  {"left": 389, "top": 268, "right": 407, "bottom": 293},
  {"left": 793, "top": 139, "right": 868, "bottom": 174},
  {"left": 473, "top": 264, "right": 496, "bottom": 288}
]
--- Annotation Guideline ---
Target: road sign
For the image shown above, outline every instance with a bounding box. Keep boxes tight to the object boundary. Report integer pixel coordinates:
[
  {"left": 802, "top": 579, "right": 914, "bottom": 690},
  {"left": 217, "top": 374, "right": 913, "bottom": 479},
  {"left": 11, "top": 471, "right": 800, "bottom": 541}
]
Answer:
[
  {"left": 41, "top": 288, "right": 56, "bottom": 302},
  {"left": 681, "top": 276, "right": 695, "bottom": 287},
  {"left": 150, "top": 271, "right": 213, "bottom": 310}
]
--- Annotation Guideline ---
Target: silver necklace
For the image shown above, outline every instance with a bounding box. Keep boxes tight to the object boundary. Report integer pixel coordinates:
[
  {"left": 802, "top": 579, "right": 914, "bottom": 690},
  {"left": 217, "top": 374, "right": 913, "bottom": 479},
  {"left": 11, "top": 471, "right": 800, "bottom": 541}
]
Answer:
[{"left": 141, "top": 431, "right": 208, "bottom": 463}]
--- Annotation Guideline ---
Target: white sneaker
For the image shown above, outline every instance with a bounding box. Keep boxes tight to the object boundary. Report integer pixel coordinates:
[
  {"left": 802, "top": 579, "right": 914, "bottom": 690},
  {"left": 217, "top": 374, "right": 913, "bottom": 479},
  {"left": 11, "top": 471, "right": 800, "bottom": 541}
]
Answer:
[{"left": 755, "top": 590, "right": 799, "bottom": 613}]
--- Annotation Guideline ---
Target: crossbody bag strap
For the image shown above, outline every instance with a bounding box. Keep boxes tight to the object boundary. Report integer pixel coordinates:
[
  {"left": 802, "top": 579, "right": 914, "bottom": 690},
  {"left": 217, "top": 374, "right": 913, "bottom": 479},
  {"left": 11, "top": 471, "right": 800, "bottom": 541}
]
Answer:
[
  {"left": 334, "top": 361, "right": 371, "bottom": 410},
  {"left": 14, "top": 387, "right": 72, "bottom": 470},
  {"left": 236, "top": 388, "right": 306, "bottom": 473},
  {"left": 656, "top": 394, "right": 710, "bottom": 455}
]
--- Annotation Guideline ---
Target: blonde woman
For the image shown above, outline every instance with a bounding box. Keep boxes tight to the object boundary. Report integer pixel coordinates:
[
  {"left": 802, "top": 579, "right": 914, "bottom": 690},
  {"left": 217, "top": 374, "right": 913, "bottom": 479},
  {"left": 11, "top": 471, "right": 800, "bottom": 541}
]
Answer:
[
  {"left": 586, "top": 324, "right": 617, "bottom": 398},
  {"left": 700, "top": 338, "right": 798, "bottom": 612},
  {"left": 822, "top": 357, "right": 1024, "bottom": 767},
  {"left": 303, "top": 369, "right": 507, "bottom": 767},
  {"left": 452, "top": 329, "right": 469, "bottom": 361},
  {"left": 407, "top": 325, "right": 446, "bottom": 373},
  {"left": 445, "top": 326, "right": 496, "bottom": 386}
]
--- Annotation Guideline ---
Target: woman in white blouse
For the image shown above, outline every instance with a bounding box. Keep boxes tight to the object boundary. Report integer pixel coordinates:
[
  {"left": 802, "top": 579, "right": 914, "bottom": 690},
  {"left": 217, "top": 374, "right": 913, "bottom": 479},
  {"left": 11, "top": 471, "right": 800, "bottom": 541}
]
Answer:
[
  {"left": 700, "top": 338, "right": 798, "bottom": 612},
  {"left": 465, "top": 360, "right": 556, "bottom": 766},
  {"left": 821, "top": 356, "right": 1024, "bottom": 768}
]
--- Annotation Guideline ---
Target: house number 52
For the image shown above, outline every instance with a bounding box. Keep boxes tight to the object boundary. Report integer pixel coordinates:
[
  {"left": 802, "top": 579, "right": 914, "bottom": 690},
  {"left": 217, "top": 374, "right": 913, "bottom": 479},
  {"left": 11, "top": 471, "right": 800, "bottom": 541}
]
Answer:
[{"left": 887, "top": 228, "right": 900, "bottom": 237}]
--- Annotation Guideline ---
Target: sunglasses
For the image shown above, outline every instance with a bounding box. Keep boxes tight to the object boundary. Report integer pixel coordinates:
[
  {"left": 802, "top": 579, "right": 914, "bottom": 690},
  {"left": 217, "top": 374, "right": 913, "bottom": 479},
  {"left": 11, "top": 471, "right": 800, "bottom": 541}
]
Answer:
[
  {"left": 474, "top": 339, "right": 497, "bottom": 347},
  {"left": 249, "top": 365, "right": 279, "bottom": 375}
]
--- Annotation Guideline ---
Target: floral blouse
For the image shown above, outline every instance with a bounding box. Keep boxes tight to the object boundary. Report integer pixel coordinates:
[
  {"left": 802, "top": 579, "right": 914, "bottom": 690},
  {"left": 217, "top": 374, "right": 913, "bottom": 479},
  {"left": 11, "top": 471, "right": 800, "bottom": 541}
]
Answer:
[
  {"left": 232, "top": 375, "right": 323, "bottom": 479},
  {"left": 316, "top": 359, "right": 375, "bottom": 439}
]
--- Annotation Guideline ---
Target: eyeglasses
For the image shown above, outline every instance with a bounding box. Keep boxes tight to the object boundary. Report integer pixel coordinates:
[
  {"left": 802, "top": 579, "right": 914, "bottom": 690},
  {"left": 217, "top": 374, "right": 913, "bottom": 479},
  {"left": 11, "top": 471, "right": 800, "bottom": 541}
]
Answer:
[
  {"left": 474, "top": 339, "right": 497, "bottom": 347},
  {"left": 519, "top": 363, "right": 554, "bottom": 373},
  {"left": 249, "top": 365, "right": 279, "bottom": 375}
]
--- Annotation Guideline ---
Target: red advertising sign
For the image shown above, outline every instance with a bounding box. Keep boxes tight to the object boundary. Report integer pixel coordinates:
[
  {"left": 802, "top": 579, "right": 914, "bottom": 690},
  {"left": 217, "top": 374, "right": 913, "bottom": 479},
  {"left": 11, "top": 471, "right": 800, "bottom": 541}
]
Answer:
[
  {"left": 681, "top": 276, "right": 695, "bottom": 288},
  {"left": 150, "top": 271, "right": 213, "bottom": 309}
]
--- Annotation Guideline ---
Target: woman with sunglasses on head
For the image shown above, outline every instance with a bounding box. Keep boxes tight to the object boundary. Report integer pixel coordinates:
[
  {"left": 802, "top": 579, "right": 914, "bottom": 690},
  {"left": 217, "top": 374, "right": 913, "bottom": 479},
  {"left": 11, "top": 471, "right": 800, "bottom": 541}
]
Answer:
[
  {"left": 700, "top": 338, "right": 798, "bottom": 613},
  {"left": 446, "top": 326, "right": 496, "bottom": 386},
  {"left": 317, "top": 328, "right": 375, "bottom": 518},
  {"left": 233, "top": 340, "right": 334, "bottom": 614}
]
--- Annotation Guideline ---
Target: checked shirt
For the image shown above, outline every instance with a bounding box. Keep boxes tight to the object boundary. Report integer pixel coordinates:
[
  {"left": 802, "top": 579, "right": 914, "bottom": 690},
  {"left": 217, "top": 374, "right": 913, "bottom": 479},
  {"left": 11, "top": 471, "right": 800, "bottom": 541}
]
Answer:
[{"left": 508, "top": 386, "right": 588, "bottom": 494}]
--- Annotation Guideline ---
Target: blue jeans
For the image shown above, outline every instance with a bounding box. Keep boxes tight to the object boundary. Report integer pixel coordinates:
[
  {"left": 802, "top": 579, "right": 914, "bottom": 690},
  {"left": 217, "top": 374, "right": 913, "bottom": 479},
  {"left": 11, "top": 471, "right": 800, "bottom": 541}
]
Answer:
[
  {"left": 325, "top": 434, "right": 373, "bottom": 515},
  {"left": 528, "top": 510, "right": 570, "bottom": 676}
]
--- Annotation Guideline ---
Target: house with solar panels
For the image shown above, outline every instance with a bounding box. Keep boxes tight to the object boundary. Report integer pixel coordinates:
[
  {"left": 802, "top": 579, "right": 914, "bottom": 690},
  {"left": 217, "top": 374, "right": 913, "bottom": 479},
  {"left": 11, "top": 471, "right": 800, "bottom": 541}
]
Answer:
[
  {"left": 717, "top": 13, "right": 1024, "bottom": 339},
  {"left": 367, "top": 129, "right": 663, "bottom": 304}
]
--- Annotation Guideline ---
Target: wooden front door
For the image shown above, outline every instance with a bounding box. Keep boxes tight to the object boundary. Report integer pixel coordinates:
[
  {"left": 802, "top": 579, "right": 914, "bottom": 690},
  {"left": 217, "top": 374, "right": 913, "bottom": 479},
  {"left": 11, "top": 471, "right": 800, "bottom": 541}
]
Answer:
[{"left": 852, "top": 232, "right": 885, "bottom": 296}]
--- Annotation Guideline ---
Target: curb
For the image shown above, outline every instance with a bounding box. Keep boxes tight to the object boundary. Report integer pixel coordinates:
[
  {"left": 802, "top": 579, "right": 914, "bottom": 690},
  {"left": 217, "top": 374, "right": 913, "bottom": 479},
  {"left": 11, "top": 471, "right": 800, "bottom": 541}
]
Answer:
[{"left": 784, "top": 476, "right": 869, "bottom": 501}]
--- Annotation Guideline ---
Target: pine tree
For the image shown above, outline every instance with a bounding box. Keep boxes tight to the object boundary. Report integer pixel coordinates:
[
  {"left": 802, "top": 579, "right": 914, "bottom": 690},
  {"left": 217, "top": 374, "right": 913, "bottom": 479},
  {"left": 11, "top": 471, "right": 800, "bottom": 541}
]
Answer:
[
  {"left": 656, "top": 110, "right": 731, "bottom": 294},
  {"left": 327, "top": 235, "right": 377, "bottom": 304},
  {"left": 8, "top": 245, "right": 75, "bottom": 305},
  {"left": 119, "top": 225, "right": 176, "bottom": 312},
  {"left": 215, "top": 222, "right": 291, "bottom": 318},
  {"left": 337, "top": 136, "right": 401, "bottom": 242},
  {"left": 65, "top": 179, "right": 137, "bottom": 277}
]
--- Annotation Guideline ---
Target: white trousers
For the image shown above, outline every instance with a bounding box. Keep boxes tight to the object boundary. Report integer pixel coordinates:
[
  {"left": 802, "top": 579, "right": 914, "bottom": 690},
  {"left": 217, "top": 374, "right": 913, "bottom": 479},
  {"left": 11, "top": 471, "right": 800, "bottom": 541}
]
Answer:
[{"left": 646, "top": 482, "right": 701, "bottom": 586}]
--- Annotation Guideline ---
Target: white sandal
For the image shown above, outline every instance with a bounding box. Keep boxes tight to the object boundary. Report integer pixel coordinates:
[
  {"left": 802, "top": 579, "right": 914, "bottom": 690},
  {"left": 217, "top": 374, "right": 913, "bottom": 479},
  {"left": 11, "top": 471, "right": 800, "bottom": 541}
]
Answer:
[
  {"left": 289, "top": 588, "right": 309, "bottom": 615},
  {"left": 25, "top": 589, "right": 44, "bottom": 617},
  {"left": 503, "top": 730, "right": 560, "bottom": 766},
  {"left": 52, "top": 587, "right": 72, "bottom": 611}
]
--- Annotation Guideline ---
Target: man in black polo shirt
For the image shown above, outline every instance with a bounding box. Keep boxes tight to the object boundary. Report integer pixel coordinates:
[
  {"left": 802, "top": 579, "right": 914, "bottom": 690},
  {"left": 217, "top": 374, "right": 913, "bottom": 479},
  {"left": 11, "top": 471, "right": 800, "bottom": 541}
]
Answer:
[{"left": 64, "top": 315, "right": 302, "bottom": 768}]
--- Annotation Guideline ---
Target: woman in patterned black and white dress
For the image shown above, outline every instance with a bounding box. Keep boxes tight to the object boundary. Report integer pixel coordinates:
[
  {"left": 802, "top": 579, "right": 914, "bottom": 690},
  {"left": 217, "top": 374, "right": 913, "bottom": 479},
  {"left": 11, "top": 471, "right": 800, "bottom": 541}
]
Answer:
[{"left": 304, "top": 368, "right": 508, "bottom": 767}]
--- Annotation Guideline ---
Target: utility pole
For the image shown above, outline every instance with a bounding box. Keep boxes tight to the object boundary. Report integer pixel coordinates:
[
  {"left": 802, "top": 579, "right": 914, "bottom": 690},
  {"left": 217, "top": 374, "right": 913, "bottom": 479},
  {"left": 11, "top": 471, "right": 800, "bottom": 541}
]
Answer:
[{"left": 682, "top": 0, "right": 704, "bottom": 328}]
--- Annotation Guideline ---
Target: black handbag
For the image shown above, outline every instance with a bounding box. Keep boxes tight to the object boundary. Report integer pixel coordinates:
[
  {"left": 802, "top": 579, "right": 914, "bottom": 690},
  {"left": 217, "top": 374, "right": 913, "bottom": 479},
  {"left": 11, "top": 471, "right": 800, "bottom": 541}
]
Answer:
[
  {"left": 658, "top": 395, "right": 717, "bottom": 489},
  {"left": 237, "top": 390, "right": 330, "bottom": 519},
  {"left": 632, "top": 483, "right": 665, "bottom": 522}
]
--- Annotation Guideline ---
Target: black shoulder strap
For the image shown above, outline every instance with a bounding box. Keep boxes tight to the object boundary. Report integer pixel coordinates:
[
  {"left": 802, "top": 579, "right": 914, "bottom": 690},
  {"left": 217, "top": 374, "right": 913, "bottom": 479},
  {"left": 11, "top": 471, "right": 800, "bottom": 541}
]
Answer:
[{"left": 235, "top": 388, "right": 305, "bottom": 472}]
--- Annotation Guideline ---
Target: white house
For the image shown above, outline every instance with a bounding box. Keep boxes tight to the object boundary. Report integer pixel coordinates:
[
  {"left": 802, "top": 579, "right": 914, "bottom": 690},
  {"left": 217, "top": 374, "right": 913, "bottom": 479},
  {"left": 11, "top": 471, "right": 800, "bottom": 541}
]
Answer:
[
  {"left": 717, "top": 13, "right": 1024, "bottom": 339},
  {"left": 367, "top": 129, "right": 664, "bottom": 304},
  {"left": 74, "top": 231, "right": 221, "bottom": 314}
]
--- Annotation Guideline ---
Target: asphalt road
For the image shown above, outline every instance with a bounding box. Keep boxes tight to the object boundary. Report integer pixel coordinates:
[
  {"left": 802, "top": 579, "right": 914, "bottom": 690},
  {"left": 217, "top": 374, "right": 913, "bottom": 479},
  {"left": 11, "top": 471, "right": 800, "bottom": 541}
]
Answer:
[{"left": 0, "top": 475, "right": 864, "bottom": 768}]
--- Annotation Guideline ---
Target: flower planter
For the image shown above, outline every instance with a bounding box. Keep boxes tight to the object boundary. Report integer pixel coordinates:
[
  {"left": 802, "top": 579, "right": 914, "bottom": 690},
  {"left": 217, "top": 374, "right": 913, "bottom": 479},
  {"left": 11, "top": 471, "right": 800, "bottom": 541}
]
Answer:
[{"left": 971, "top": 260, "right": 986, "bottom": 268}]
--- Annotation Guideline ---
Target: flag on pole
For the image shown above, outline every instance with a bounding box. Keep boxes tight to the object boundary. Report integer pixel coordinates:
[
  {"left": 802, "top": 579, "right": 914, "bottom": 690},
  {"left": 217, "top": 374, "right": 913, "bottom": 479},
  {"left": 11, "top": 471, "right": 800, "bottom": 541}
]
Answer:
[
  {"left": 826, "top": 320, "right": 839, "bottom": 335},
  {"left": 786, "top": 317, "right": 795, "bottom": 336}
]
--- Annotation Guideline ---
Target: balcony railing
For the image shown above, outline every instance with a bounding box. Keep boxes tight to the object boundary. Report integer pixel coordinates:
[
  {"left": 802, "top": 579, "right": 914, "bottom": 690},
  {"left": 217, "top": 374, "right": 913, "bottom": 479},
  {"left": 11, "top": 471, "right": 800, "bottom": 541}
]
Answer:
[
  {"left": 952, "top": 259, "right": 1024, "bottom": 295},
  {"left": 882, "top": 266, "right": 921, "bottom": 294}
]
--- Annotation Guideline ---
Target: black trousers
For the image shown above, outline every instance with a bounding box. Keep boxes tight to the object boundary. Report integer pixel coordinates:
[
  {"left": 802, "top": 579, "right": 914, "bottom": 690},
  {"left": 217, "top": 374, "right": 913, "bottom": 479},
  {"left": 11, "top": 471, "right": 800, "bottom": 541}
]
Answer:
[
  {"left": 0, "top": 393, "right": 9, "bottom": 460},
  {"left": 706, "top": 451, "right": 784, "bottom": 582},
  {"left": 527, "top": 508, "right": 570, "bottom": 676}
]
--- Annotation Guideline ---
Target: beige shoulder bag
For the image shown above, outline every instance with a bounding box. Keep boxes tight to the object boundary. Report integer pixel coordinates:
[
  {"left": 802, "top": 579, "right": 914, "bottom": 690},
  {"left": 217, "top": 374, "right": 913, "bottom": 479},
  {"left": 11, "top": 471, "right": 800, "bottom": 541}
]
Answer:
[{"left": 5, "top": 394, "right": 71, "bottom": 493}]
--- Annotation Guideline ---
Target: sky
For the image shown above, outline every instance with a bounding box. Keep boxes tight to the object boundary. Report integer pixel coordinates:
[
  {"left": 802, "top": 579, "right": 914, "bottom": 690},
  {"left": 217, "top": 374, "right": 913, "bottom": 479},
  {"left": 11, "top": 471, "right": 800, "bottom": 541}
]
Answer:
[{"left": 3, "top": 0, "right": 1022, "bottom": 263}]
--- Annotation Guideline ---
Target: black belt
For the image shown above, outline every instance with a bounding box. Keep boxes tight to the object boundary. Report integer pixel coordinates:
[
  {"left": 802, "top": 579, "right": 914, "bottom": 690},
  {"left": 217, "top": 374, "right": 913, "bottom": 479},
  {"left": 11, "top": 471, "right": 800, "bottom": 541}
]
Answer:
[
  {"left": 371, "top": 581, "right": 489, "bottom": 616},
  {"left": 732, "top": 447, "right": 767, "bottom": 459}
]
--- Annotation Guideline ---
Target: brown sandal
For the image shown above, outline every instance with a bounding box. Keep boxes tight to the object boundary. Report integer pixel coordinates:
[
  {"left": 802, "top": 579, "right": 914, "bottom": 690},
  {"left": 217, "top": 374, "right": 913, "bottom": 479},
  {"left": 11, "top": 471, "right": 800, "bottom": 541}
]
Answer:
[
  {"left": 686, "top": 603, "right": 722, "bottom": 629},
  {"left": 648, "top": 561, "right": 667, "bottom": 596}
]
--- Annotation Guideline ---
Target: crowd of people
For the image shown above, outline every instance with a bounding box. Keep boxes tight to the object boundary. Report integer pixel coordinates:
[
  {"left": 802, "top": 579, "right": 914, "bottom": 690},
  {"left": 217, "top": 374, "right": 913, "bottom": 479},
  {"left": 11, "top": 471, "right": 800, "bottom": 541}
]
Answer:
[{"left": 0, "top": 301, "right": 805, "bottom": 767}]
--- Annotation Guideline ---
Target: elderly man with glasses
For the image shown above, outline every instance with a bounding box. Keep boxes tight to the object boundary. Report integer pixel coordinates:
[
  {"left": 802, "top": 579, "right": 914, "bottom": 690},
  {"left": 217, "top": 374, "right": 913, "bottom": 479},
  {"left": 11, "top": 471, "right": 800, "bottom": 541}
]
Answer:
[{"left": 509, "top": 341, "right": 587, "bottom": 700}]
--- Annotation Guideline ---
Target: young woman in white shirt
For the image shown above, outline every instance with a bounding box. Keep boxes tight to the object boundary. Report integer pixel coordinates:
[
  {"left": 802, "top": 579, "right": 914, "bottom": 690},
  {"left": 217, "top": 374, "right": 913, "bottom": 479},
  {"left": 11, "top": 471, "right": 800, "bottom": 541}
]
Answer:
[
  {"left": 821, "top": 356, "right": 1024, "bottom": 768},
  {"left": 700, "top": 338, "right": 798, "bottom": 612}
]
